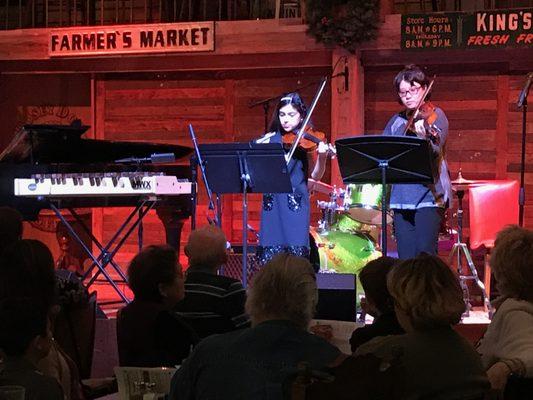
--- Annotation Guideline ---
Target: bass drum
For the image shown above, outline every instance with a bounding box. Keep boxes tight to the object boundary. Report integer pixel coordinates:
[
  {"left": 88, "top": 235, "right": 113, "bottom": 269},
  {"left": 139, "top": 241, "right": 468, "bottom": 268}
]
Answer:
[{"left": 309, "top": 227, "right": 381, "bottom": 277}]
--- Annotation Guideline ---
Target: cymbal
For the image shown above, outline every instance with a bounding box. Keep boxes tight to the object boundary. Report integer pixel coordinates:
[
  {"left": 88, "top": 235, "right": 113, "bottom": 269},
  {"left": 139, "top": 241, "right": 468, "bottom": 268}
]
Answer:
[
  {"left": 308, "top": 178, "right": 334, "bottom": 195},
  {"left": 452, "top": 183, "right": 487, "bottom": 191},
  {"left": 451, "top": 171, "right": 489, "bottom": 190}
]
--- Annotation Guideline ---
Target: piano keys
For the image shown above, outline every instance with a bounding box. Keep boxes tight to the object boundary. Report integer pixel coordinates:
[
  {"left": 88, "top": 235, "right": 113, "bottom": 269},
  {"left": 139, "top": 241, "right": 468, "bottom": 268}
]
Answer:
[
  {"left": 0, "top": 122, "right": 194, "bottom": 223},
  {"left": 15, "top": 173, "right": 193, "bottom": 198}
]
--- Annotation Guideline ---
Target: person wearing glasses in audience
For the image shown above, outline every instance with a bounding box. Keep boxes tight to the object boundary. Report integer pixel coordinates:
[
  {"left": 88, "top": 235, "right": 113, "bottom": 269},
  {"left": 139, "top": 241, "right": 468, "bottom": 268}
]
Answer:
[{"left": 383, "top": 64, "right": 451, "bottom": 259}]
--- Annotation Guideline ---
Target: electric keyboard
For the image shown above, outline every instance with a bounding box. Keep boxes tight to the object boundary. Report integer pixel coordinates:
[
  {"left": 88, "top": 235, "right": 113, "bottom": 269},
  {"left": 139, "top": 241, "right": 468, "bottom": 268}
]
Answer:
[{"left": 14, "top": 173, "right": 193, "bottom": 198}]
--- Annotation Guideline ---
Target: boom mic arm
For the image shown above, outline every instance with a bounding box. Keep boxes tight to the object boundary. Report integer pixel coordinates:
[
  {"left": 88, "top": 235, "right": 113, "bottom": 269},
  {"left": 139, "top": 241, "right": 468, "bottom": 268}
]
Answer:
[{"left": 517, "top": 72, "right": 533, "bottom": 108}]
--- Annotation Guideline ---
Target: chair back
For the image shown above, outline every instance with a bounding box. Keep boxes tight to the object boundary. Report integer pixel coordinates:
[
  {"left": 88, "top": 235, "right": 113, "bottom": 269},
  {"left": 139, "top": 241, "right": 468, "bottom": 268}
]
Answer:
[
  {"left": 469, "top": 180, "right": 519, "bottom": 250},
  {"left": 53, "top": 291, "right": 97, "bottom": 379}
]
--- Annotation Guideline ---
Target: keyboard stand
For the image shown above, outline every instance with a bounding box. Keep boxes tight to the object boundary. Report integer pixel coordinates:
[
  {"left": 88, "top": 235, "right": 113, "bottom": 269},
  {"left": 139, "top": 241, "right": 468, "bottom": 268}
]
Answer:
[{"left": 49, "top": 200, "right": 157, "bottom": 304}]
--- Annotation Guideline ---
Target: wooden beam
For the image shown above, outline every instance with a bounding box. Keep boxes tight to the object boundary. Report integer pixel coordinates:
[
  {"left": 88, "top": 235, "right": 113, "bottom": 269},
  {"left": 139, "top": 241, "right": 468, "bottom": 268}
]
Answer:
[
  {"left": 0, "top": 50, "right": 332, "bottom": 74},
  {"left": 330, "top": 49, "right": 364, "bottom": 187},
  {"left": 224, "top": 78, "right": 235, "bottom": 241},
  {"left": 360, "top": 48, "right": 533, "bottom": 72}
]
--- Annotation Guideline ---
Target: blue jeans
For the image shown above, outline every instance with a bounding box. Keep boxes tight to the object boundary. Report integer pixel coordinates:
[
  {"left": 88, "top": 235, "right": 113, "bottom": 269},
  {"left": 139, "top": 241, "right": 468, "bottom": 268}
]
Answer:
[{"left": 393, "top": 207, "right": 443, "bottom": 259}]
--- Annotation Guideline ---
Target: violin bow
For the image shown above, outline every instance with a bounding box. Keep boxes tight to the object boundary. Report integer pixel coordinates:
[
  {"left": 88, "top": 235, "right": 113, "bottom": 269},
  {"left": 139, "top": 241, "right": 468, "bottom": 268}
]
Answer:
[{"left": 285, "top": 76, "right": 328, "bottom": 165}]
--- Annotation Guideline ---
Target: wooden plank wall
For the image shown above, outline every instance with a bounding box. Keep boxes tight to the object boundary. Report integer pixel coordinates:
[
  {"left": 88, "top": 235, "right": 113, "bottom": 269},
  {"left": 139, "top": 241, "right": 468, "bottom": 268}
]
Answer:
[
  {"left": 508, "top": 75, "right": 533, "bottom": 227},
  {"left": 364, "top": 68, "right": 533, "bottom": 235},
  {"left": 98, "top": 73, "right": 332, "bottom": 263},
  {"left": 98, "top": 78, "right": 228, "bottom": 264}
]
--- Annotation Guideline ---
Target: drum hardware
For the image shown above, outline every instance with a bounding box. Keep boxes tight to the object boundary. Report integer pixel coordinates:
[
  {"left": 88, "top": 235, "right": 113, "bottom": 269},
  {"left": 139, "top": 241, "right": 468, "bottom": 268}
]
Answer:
[
  {"left": 308, "top": 178, "right": 334, "bottom": 196},
  {"left": 449, "top": 172, "right": 492, "bottom": 317},
  {"left": 317, "top": 199, "right": 337, "bottom": 233},
  {"left": 314, "top": 182, "right": 385, "bottom": 248}
]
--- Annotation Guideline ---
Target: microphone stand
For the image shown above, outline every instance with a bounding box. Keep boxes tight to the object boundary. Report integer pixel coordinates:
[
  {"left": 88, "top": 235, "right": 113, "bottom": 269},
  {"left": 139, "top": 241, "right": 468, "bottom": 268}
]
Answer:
[
  {"left": 519, "top": 97, "right": 527, "bottom": 227},
  {"left": 517, "top": 72, "right": 532, "bottom": 227},
  {"left": 248, "top": 69, "right": 346, "bottom": 133},
  {"left": 188, "top": 124, "right": 220, "bottom": 227},
  {"left": 248, "top": 81, "right": 317, "bottom": 133}
]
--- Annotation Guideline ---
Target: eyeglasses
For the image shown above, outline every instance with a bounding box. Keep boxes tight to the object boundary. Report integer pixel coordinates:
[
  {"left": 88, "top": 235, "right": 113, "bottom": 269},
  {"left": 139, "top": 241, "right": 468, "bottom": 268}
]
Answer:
[{"left": 398, "top": 86, "right": 422, "bottom": 98}]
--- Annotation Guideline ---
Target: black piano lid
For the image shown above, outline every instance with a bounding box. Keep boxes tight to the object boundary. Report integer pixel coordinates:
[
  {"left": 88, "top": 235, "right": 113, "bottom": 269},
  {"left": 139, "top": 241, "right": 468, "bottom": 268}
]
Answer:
[{"left": 0, "top": 123, "right": 193, "bottom": 164}]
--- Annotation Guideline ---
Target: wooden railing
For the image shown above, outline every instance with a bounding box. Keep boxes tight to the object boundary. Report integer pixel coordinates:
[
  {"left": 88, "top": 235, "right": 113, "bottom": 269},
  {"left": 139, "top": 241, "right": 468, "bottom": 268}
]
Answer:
[{"left": 0, "top": 0, "right": 530, "bottom": 30}]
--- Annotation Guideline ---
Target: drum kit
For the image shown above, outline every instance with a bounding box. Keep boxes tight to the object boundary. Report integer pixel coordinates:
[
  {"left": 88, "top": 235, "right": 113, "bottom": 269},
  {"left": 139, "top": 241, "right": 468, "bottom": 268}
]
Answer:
[{"left": 308, "top": 178, "right": 386, "bottom": 277}]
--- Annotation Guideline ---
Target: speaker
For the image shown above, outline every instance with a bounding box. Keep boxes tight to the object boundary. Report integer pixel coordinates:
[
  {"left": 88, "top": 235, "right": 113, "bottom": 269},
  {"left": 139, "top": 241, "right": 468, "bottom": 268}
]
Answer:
[
  {"left": 315, "top": 273, "right": 357, "bottom": 322},
  {"left": 221, "top": 245, "right": 260, "bottom": 285}
]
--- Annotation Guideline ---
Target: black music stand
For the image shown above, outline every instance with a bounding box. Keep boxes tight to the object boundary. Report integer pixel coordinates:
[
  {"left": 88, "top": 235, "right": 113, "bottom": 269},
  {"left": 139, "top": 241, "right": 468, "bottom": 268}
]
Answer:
[
  {"left": 199, "top": 142, "right": 292, "bottom": 287},
  {"left": 335, "top": 135, "right": 436, "bottom": 256}
]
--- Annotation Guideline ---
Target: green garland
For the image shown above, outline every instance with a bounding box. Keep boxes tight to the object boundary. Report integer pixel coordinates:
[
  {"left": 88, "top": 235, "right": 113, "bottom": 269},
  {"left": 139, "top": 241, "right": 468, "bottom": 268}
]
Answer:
[{"left": 306, "top": 0, "right": 381, "bottom": 53}]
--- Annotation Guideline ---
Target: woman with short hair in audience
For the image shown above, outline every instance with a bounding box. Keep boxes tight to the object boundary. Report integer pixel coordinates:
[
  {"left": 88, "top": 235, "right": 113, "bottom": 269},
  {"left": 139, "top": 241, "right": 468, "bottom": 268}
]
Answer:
[
  {"left": 477, "top": 225, "right": 533, "bottom": 395},
  {"left": 117, "top": 245, "right": 198, "bottom": 367},
  {"left": 355, "top": 254, "right": 489, "bottom": 399}
]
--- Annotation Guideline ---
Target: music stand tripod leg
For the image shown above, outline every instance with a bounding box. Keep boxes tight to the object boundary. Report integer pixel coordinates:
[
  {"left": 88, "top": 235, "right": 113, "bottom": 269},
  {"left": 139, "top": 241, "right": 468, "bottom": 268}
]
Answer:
[
  {"left": 380, "top": 160, "right": 388, "bottom": 256},
  {"left": 239, "top": 151, "right": 251, "bottom": 288}
]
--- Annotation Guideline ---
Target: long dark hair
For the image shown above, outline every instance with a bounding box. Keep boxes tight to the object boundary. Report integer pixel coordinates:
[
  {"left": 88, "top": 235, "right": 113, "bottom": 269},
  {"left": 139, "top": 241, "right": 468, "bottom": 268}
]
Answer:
[{"left": 268, "top": 92, "right": 308, "bottom": 133}]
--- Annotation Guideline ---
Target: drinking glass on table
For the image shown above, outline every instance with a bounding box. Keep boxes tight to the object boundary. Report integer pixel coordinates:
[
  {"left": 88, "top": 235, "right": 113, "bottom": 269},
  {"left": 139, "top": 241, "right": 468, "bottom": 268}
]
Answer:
[{"left": 0, "top": 385, "right": 25, "bottom": 400}]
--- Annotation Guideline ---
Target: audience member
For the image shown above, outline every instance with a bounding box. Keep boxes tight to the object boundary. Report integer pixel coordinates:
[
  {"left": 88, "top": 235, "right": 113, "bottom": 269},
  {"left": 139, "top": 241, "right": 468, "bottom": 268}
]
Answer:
[
  {"left": 117, "top": 245, "right": 198, "bottom": 367},
  {"left": 349, "top": 256, "right": 404, "bottom": 353},
  {"left": 476, "top": 225, "right": 533, "bottom": 394},
  {"left": 0, "top": 297, "right": 63, "bottom": 400},
  {"left": 0, "top": 239, "right": 85, "bottom": 400},
  {"left": 169, "top": 253, "right": 344, "bottom": 400},
  {"left": 355, "top": 254, "right": 489, "bottom": 399},
  {"left": 0, "top": 239, "right": 57, "bottom": 315},
  {"left": 0, "top": 206, "right": 23, "bottom": 252},
  {"left": 175, "top": 225, "right": 249, "bottom": 338}
]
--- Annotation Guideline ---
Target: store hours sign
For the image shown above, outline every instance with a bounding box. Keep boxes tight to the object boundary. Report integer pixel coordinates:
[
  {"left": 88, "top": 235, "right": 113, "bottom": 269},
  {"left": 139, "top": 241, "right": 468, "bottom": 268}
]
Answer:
[{"left": 401, "top": 8, "right": 532, "bottom": 50}]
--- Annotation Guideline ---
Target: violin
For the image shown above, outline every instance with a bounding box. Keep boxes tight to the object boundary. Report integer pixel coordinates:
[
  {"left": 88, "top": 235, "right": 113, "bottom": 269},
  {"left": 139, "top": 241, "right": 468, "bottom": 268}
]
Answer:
[
  {"left": 405, "top": 101, "right": 441, "bottom": 145},
  {"left": 403, "top": 78, "right": 441, "bottom": 145},
  {"left": 406, "top": 101, "right": 438, "bottom": 129},
  {"left": 282, "top": 127, "right": 335, "bottom": 156}
]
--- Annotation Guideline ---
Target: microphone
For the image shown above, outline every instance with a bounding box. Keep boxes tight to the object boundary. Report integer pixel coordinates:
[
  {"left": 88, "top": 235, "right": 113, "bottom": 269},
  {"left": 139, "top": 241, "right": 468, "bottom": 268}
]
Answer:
[
  {"left": 344, "top": 62, "right": 349, "bottom": 92},
  {"left": 517, "top": 72, "right": 533, "bottom": 108},
  {"left": 115, "top": 152, "right": 175, "bottom": 164}
]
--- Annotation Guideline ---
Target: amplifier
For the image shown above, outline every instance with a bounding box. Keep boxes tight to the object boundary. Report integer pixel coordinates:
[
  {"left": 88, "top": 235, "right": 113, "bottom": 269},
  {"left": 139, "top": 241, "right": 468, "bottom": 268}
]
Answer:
[
  {"left": 315, "top": 273, "right": 357, "bottom": 322},
  {"left": 221, "top": 245, "right": 260, "bottom": 285}
]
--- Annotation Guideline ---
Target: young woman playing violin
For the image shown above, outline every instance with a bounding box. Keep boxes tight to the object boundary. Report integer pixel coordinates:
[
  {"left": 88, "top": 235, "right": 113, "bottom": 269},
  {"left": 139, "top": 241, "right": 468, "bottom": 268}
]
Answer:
[
  {"left": 255, "top": 92, "right": 333, "bottom": 265},
  {"left": 383, "top": 64, "right": 452, "bottom": 259}
]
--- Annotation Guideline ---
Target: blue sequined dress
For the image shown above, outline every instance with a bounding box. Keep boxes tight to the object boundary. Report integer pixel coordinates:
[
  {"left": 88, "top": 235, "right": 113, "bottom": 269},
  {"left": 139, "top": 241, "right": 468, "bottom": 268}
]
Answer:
[{"left": 256, "top": 131, "right": 310, "bottom": 264}]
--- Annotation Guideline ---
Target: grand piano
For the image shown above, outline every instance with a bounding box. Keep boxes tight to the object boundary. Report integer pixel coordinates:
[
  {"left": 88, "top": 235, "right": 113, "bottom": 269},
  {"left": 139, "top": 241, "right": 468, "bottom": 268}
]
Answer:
[{"left": 0, "top": 122, "right": 195, "bottom": 303}]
